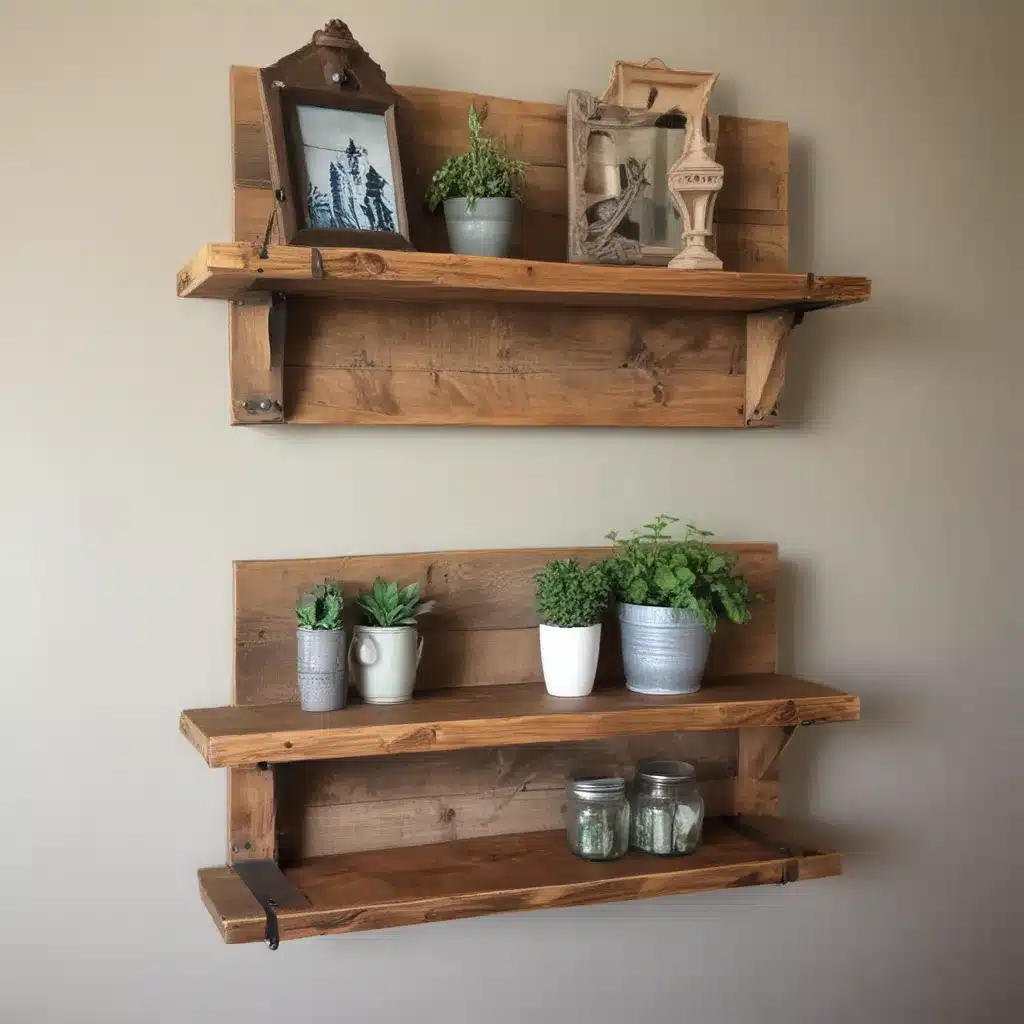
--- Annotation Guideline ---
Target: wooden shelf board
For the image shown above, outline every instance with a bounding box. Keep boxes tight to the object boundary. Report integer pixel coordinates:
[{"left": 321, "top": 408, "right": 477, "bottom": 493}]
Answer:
[
  {"left": 198, "top": 817, "right": 841, "bottom": 943},
  {"left": 177, "top": 243, "right": 870, "bottom": 311},
  {"left": 180, "top": 674, "right": 859, "bottom": 767}
]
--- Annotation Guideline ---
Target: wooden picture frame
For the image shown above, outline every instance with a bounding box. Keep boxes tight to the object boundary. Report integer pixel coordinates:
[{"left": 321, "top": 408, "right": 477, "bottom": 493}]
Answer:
[
  {"left": 258, "top": 20, "right": 411, "bottom": 249},
  {"left": 568, "top": 62, "right": 719, "bottom": 266}
]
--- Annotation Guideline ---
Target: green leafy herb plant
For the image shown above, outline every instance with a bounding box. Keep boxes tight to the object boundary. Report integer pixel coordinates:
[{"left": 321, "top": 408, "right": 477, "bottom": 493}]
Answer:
[
  {"left": 425, "top": 105, "right": 526, "bottom": 212},
  {"left": 296, "top": 581, "right": 344, "bottom": 630},
  {"left": 534, "top": 559, "right": 612, "bottom": 629},
  {"left": 358, "top": 578, "right": 436, "bottom": 628},
  {"left": 604, "top": 515, "right": 753, "bottom": 632}
]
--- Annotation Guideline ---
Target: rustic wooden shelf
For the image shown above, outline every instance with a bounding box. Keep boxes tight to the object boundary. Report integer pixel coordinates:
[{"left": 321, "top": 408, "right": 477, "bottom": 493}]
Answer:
[
  {"left": 177, "top": 242, "right": 869, "bottom": 311},
  {"left": 181, "top": 674, "right": 859, "bottom": 768},
  {"left": 199, "top": 817, "right": 841, "bottom": 943}
]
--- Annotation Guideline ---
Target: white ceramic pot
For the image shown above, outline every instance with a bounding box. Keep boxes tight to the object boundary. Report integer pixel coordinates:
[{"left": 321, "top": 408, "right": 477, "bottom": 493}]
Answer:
[
  {"left": 539, "top": 623, "right": 602, "bottom": 697},
  {"left": 349, "top": 625, "right": 423, "bottom": 705}
]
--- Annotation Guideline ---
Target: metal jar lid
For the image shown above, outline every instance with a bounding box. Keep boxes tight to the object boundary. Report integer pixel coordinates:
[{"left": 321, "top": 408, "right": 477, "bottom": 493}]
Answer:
[
  {"left": 635, "top": 759, "right": 696, "bottom": 784},
  {"left": 566, "top": 774, "right": 626, "bottom": 801}
]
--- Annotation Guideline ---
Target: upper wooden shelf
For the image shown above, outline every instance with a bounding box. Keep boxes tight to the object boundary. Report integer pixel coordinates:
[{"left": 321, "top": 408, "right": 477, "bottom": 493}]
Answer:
[
  {"left": 199, "top": 817, "right": 841, "bottom": 943},
  {"left": 177, "top": 243, "right": 870, "bottom": 313},
  {"left": 180, "top": 674, "right": 860, "bottom": 768}
]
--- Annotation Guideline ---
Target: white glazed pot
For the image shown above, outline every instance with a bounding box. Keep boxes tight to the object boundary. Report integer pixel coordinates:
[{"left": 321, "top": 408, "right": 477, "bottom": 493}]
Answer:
[
  {"left": 539, "top": 623, "right": 602, "bottom": 697},
  {"left": 349, "top": 625, "right": 423, "bottom": 705}
]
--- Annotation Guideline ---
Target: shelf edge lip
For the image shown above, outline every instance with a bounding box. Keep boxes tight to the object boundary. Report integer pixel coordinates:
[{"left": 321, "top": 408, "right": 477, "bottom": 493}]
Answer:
[
  {"left": 175, "top": 242, "right": 872, "bottom": 309},
  {"left": 183, "top": 691, "right": 861, "bottom": 769}
]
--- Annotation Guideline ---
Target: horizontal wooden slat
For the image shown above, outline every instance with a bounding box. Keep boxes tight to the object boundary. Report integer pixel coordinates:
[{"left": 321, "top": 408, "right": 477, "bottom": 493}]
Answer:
[
  {"left": 278, "top": 732, "right": 737, "bottom": 857},
  {"left": 289, "top": 301, "right": 745, "bottom": 373},
  {"left": 181, "top": 675, "right": 860, "bottom": 767},
  {"left": 198, "top": 817, "right": 842, "bottom": 942},
  {"left": 285, "top": 366, "right": 744, "bottom": 426},
  {"left": 177, "top": 242, "right": 870, "bottom": 309},
  {"left": 233, "top": 545, "right": 777, "bottom": 706}
]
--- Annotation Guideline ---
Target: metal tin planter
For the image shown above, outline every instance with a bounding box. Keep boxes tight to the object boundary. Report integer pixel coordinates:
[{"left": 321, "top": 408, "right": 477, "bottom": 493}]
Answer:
[
  {"left": 296, "top": 627, "right": 347, "bottom": 712},
  {"left": 617, "top": 603, "right": 711, "bottom": 695},
  {"left": 443, "top": 197, "right": 519, "bottom": 257}
]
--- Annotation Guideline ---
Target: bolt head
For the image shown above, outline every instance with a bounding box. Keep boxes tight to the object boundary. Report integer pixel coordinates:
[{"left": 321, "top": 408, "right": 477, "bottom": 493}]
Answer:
[
  {"left": 331, "top": 71, "right": 341, "bottom": 83},
  {"left": 259, "top": 398, "right": 272, "bottom": 411}
]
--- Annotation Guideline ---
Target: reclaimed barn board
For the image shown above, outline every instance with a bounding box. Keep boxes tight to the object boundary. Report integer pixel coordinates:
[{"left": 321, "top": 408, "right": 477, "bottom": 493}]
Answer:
[
  {"left": 228, "top": 66, "right": 788, "bottom": 269},
  {"left": 181, "top": 674, "right": 859, "bottom": 767},
  {"left": 231, "top": 545, "right": 778, "bottom": 705},
  {"left": 199, "top": 818, "right": 842, "bottom": 943},
  {"left": 192, "top": 68, "right": 866, "bottom": 427}
]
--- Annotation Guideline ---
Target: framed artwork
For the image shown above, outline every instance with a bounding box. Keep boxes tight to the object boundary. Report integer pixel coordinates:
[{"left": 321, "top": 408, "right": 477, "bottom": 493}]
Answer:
[
  {"left": 258, "top": 20, "right": 411, "bottom": 249},
  {"left": 567, "top": 62, "right": 719, "bottom": 266}
]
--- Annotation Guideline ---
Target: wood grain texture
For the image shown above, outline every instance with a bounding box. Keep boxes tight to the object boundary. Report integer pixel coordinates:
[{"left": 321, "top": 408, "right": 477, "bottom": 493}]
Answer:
[
  {"left": 227, "top": 765, "right": 276, "bottom": 862},
  {"left": 735, "top": 726, "right": 796, "bottom": 816},
  {"left": 228, "top": 293, "right": 284, "bottom": 423},
  {"left": 198, "top": 817, "right": 842, "bottom": 943},
  {"left": 181, "top": 675, "right": 860, "bottom": 767},
  {"left": 233, "top": 545, "right": 777, "bottom": 706},
  {"left": 177, "top": 242, "right": 870, "bottom": 309},
  {"left": 745, "top": 310, "right": 797, "bottom": 425},
  {"left": 277, "top": 732, "right": 736, "bottom": 857},
  {"left": 281, "top": 299, "right": 747, "bottom": 426},
  {"left": 228, "top": 65, "right": 787, "bottom": 270}
]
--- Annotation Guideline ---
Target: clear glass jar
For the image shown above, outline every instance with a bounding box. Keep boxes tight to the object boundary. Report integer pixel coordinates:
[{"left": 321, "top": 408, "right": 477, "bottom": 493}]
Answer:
[
  {"left": 565, "top": 774, "right": 630, "bottom": 861},
  {"left": 630, "top": 760, "right": 705, "bottom": 856}
]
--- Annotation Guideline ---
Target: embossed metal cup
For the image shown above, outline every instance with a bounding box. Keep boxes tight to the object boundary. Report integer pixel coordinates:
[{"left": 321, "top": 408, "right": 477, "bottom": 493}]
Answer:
[
  {"left": 296, "top": 627, "right": 347, "bottom": 712},
  {"left": 617, "top": 604, "right": 710, "bottom": 695}
]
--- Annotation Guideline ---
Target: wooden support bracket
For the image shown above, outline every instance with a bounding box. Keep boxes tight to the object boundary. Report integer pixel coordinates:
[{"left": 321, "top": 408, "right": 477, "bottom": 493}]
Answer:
[
  {"left": 228, "top": 764, "right": 277, "bottom": 863},
  {"left": 229, "top": 292, "right": 286, "bottom": 424},
  {"left": 745, "top": 310, "right": 800, "bottom": 425},
  {"left": 735, "top": 725, "right": 798, "bottom": 815}
]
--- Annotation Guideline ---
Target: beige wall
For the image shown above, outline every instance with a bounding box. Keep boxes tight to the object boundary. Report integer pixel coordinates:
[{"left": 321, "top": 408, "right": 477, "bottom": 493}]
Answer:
[{"left": 2, "top": 1, "right": 1021, "bottom": 1021}]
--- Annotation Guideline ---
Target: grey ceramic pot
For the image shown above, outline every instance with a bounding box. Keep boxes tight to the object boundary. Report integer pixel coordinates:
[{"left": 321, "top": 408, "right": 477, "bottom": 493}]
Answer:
[
  {"left": 618, "top": 604, "right": 711, "bottom": 695},
  {"left": 443, "top": 197, "right": 519, "bottom": 257},
  {"left": 296, "top": 627, "right": 347, "bottom": 712}
]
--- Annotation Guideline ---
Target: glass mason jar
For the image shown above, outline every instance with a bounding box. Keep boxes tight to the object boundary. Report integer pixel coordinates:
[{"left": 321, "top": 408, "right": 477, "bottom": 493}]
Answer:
[
  {"left": 565, "top": 774, "right": 631, "bottom": 861},
  {"left": 630, "top": 760, "right": 705, "bottom": 856}
]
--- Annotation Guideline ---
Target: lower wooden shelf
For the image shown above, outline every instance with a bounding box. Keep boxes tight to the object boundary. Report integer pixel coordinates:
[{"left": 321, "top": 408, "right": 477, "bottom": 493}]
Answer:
[{"left": 199, "top": 817, "right": 840, "bottom": 944}]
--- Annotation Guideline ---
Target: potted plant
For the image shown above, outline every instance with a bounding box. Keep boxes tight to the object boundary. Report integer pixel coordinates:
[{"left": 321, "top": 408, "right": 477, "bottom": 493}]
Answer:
[
  {"left": 425, "top": 104, "right": 526, "bottom": 258},
  {"left": 534, "top": 558, "right": 612, "bottom": 697},
  {"left": 604, "top": 515, "right": 752, "bottom": 695},
  {"left": 295, "top": 581, "right": 347, "bottom": 712},
  {"left": 349, "top": 578, "right": 435, "bottom": 704}
]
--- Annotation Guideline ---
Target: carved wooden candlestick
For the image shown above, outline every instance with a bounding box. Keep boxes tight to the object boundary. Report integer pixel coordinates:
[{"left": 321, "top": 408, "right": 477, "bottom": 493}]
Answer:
[{"left": 667, "top": 125, "right": 724, "bottom": 270}]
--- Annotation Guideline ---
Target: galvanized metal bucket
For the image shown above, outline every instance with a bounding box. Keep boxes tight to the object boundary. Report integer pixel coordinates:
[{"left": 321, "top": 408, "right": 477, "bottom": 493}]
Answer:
[
  {"left": 443, "top": 197, "right": 519, "bottom": 257},
  {"left": 617, "top": 604, "right": 710, "bottom": 695},
  {"left": 296, "top": 627, "right": 347, "bottom": 712}
]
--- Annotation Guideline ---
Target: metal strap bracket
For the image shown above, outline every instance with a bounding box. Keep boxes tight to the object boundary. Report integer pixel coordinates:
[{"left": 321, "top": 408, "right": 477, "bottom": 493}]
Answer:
[{"left": 233, "top": 859, "right": 310, "bottom": 950}]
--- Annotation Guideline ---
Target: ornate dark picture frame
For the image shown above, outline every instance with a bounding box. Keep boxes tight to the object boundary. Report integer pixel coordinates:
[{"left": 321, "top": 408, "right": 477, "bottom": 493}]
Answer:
[{"left": 258, "top": 20, "right": 411, "bottom": 249}]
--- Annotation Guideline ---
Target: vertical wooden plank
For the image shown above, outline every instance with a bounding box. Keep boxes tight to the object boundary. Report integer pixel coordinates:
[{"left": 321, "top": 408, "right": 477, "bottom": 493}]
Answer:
[
  {"left": 735, "top": 726, "right": 795, "bottom": 816},
  {"left": 229, "top": 293, "right": 285, "bottom": 424},
  {"left": 228, "top": 765, "right": 277, "bottom": 863}
]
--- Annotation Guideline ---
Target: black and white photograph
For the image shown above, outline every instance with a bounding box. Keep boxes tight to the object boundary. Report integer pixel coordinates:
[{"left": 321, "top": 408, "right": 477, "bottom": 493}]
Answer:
[{"left": 297, "top": 104, "right": 398, "bottom": 234}]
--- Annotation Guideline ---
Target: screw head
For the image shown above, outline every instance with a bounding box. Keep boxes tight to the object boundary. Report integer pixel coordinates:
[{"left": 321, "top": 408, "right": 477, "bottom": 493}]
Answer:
[
  {"left": 331, "top": 71, "right": 341, "bottom": 83},
  {"left": 259, "top": 398, "right": 272, "bottom": 411}
]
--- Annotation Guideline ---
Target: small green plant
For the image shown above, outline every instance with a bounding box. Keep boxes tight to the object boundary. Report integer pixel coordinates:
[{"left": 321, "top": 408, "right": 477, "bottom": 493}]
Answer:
[
  {"left": 357, "top": 578, "right": 436, "bottom": 627},
  {"left": 534, "top": 559, "right": 612, "bottom": 629},
  {"left": 296, "top": 581, "right": 344, "bottom": 630},
  {"left": 425, "top": 104, "right": 526, "bottom": 212},
  {"left": 604, "top": 515, "right": 752, "bottom": 632}
]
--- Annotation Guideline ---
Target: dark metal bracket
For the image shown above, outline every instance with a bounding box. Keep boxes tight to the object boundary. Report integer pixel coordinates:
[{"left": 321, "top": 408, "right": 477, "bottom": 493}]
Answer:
[{"left": 233, "top": 859, "right": 310, "bottom": 950}]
